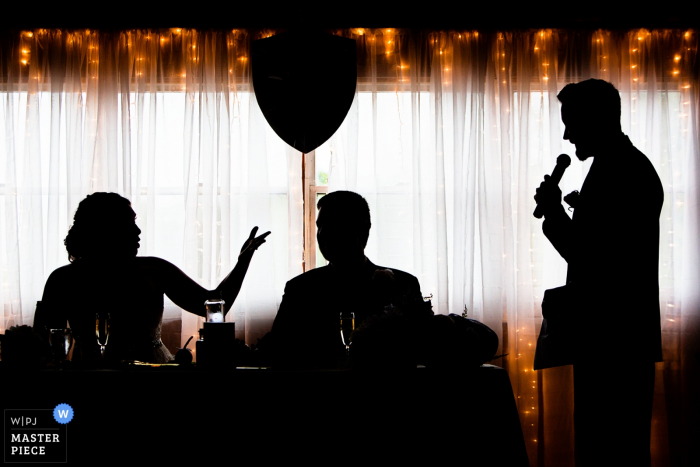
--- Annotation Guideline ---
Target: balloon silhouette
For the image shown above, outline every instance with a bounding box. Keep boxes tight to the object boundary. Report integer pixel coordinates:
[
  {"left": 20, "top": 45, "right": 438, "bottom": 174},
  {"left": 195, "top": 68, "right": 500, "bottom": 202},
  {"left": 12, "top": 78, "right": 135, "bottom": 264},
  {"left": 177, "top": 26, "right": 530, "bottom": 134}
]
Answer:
[{"left": 252, "top": 29, "right": 357, "bottom": 153}]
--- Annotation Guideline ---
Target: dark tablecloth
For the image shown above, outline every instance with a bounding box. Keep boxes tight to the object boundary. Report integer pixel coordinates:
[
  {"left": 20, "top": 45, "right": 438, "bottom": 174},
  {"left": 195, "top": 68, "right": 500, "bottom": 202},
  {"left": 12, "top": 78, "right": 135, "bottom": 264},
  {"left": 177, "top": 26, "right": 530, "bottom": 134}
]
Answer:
[{"left": 2, "top": 364, "right": 528, "bottom": 465}]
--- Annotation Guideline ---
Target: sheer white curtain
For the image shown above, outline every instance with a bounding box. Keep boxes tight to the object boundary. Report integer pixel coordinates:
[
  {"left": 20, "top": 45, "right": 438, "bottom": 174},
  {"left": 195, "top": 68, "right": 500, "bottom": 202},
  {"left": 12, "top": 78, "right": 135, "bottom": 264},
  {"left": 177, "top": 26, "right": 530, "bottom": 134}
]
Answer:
[
  {"left": 322, "top": 28, "right": 698, "bottom": 466},
  {"left": 0, "top": 29, "right": 302, "bottom": 352}
]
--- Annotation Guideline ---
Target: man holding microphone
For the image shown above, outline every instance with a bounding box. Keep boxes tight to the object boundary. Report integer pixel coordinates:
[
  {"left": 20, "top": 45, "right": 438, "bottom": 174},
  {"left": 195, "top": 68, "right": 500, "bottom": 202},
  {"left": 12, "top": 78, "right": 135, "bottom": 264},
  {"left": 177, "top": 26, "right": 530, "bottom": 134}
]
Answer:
[{"left": 534, "top": 79, "right": 663, "bottom": 466}]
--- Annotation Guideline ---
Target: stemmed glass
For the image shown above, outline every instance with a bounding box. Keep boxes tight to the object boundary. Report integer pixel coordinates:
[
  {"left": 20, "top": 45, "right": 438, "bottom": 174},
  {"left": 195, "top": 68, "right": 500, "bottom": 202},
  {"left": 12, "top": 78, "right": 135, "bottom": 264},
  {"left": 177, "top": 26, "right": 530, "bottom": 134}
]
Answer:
[
  {"left": 95, "top": 312, "right": 111, "bottom": 359},
  {"left": 339, "top": 311, "right": 355, "bottom": 356},
  {"left": 49, "top": 329, "right": 73, "bottom": 366}
]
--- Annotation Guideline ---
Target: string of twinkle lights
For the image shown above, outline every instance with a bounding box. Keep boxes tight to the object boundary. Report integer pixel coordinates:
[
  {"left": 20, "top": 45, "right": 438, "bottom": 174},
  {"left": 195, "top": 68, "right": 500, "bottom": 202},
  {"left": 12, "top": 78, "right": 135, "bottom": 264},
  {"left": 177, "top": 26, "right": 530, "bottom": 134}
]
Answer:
[
  {"left": 15, "top": 29, "right": 694, "bottom": 66},
  {"left": 14, "top": 28, "right": 694, "bottom": 108}
]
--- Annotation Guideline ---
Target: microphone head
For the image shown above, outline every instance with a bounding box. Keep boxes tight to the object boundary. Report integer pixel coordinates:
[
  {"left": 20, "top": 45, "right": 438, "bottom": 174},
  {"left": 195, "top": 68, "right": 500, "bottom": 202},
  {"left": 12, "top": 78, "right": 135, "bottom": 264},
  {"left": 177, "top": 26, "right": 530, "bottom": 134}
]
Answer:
[{"left": 557, "top": 154, "right": 571, "bottom": 167}]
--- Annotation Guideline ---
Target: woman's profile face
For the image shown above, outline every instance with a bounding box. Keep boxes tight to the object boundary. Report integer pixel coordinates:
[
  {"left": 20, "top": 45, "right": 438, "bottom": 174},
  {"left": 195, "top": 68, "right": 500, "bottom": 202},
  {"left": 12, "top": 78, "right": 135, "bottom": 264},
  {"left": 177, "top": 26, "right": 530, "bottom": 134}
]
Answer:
[
  {"left": 97, "top": 204, "right": 141, "bottom": 259},
  {"left": 125, "top": 207, "right": 141, "bottom": 257},
  {"left": 122, "top": 206, "right": 141, "bottom": 258}
]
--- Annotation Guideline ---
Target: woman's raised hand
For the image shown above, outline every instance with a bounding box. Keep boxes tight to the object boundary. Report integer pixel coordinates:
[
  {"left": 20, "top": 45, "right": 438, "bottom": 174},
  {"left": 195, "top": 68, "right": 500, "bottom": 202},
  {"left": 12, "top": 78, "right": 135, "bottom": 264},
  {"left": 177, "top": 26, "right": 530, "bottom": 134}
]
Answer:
[{"left": 239, "top": 227, "right": 271, "bottom": 259}]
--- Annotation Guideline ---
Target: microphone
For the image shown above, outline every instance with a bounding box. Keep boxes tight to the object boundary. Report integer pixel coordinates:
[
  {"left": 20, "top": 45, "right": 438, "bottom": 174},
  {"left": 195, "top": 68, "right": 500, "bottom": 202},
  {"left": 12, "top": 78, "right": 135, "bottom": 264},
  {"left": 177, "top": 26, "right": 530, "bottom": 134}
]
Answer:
[{"left": 533, "top": 154, "right": 571, "bottom": 219}]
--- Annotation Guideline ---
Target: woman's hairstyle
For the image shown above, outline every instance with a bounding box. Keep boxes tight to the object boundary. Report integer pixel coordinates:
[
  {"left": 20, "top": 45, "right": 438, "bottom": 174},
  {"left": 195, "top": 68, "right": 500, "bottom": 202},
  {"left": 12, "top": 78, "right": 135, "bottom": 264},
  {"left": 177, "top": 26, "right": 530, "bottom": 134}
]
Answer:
[{"left": 64, "top": 192, "right": 132, "bottom": 262}]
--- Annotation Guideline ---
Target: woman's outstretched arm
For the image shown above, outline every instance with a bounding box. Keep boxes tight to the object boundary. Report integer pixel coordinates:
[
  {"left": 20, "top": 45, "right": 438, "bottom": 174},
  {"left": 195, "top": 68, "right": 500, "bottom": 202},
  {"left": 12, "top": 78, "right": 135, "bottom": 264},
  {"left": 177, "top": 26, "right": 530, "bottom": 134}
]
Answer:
[
  {"left": 160, "top": 227, "right": 270, "bottom": 316},
  {"left": 214, "top": 227, "right": 271, "bottom": 314}
]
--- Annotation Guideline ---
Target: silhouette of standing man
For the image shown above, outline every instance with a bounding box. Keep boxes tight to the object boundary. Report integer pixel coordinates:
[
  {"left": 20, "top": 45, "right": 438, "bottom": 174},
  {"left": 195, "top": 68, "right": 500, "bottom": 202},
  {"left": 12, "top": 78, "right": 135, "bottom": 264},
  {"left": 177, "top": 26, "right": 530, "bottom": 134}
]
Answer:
[{"left": 535, "top": 79, "right": 663, "bottom": 467}]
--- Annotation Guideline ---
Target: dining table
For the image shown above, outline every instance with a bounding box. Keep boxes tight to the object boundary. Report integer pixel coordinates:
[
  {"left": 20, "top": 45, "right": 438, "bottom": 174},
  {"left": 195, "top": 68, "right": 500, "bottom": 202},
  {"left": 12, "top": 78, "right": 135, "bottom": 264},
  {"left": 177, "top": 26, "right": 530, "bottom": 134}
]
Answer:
[{"left": 1, "top": 362, "right": 529, "bottom": 465}]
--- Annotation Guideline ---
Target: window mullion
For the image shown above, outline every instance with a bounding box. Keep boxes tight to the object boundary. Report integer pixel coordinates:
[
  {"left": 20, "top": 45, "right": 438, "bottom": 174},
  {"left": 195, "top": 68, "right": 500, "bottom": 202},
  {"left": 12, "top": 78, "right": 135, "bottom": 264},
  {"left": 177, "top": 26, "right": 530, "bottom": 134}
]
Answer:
[{"left": 303, "top": 150, "right": 316, "bottom": 271}]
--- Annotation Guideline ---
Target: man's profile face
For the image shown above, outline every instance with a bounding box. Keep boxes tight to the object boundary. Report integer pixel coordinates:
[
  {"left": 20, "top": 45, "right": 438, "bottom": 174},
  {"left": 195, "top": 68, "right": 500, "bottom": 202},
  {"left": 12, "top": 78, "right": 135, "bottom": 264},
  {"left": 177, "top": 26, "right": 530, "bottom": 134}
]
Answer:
[
  {"left": 561, "top": 104, "right": 596, "bottom": 161},
  {"left": 316, "top": 206, "right": 364, "bottom": 268}
]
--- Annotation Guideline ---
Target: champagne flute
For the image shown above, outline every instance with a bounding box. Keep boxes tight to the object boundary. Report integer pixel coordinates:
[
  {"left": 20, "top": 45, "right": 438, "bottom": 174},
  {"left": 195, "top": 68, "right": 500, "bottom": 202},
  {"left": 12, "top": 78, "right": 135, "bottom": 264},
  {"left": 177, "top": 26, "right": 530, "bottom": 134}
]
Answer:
[
  {"left": 339, "top": 311, "right": 355, "bottom": 356},
  {"left": 95, "top": 312, "right": 111, "bottom": 359}
]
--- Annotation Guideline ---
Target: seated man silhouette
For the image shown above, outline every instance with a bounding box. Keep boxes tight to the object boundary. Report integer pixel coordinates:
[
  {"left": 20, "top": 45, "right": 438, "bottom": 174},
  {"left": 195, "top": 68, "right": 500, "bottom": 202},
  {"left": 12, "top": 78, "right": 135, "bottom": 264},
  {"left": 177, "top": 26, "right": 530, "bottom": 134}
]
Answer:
[
  {"left": 268, "top": 190, "right": 425, "bottom": 368},
  {"left": 535, "top": 79, "right": 662, "bottom": 466}
]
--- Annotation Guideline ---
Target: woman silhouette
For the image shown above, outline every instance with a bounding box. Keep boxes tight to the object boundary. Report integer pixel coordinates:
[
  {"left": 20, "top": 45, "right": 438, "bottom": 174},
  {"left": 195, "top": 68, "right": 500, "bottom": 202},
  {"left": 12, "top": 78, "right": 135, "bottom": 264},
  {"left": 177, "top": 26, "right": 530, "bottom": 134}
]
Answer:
[{"left": 33, "top": 192, "right": 270, "bottom": 363}]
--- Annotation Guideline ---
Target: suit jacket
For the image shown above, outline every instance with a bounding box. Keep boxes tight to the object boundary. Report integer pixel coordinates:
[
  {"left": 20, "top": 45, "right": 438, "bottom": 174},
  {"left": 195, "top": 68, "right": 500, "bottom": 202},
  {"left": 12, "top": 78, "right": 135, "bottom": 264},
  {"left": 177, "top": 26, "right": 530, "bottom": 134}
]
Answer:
[
  {"left": 542, "top": 134, "right": 663, "bottom": 363},
  {"left": 269, "top": 258, "right": 423, "bottom": 368}
]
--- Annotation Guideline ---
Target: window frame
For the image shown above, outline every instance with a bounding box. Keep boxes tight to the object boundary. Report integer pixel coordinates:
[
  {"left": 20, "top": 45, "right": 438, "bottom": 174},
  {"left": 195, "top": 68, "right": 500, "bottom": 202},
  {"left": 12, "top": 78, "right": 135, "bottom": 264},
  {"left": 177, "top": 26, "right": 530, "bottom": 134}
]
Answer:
[{"left": 302, "top": 150, "right": 328, "bottom": 271}]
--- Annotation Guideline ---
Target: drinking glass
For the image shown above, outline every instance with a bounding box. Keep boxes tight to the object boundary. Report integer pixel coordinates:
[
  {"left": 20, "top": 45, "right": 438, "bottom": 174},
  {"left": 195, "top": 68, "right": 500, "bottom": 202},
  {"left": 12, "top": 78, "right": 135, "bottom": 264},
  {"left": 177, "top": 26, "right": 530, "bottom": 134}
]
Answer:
[
  {"left": 49, "top": 329, "right": 73, "bottom": 363},
  {"left": 205, "top": 296, "right": 225, "bottom": 323},
  {"left": 339, "top": 311, "right": 355, "bottom": 355},
  {"left": 95, "top": 312, "right": 111, "bottom": 359}
]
